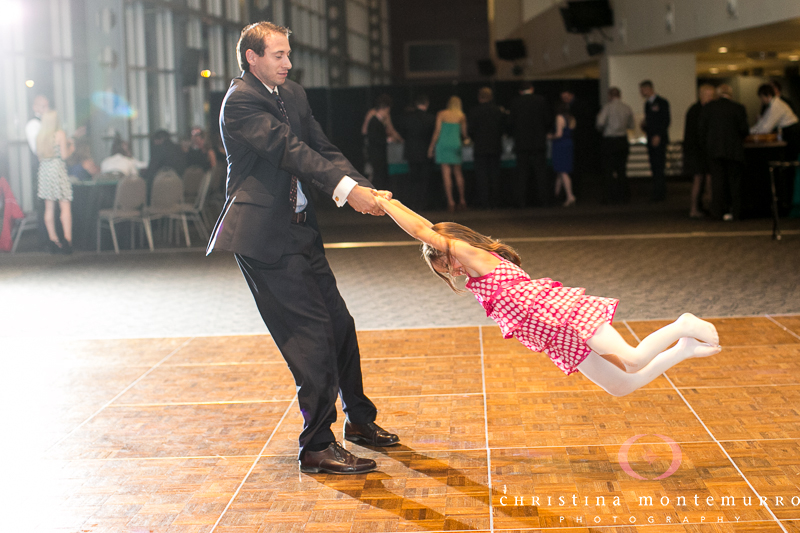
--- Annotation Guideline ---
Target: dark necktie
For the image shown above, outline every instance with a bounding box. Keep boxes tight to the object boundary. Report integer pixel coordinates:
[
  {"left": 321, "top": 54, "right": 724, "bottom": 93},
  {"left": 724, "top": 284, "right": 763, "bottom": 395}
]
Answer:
[{"left": 273, "top": 91, "right": 298, "bottom": 210}]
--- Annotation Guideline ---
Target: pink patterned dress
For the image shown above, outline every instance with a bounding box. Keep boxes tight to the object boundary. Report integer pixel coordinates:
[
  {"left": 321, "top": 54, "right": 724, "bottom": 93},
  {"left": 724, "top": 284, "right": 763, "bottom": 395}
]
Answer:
[{"left": 465, "top": 257, "right": 618, "bottom": 375}]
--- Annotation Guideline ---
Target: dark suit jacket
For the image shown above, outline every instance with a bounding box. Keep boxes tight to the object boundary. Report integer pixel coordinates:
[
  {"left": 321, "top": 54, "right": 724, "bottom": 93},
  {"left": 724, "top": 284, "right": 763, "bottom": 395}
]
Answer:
[
  {"left": 698, "top": 97, "right": 749, "bottom": 162},
  {"left": 643, "top": 95, "right": 671, "bottom": 142},
  {"left": 508, "top": 93, "right": 551, "bottom": 153},
  {"left": 207, "top": 72, "right": 370, "bottom": 264},
  {"left": 401, "top": 108, "right": 435, "bottom": 163},
  {"left": 682, "top": 101, "right": 705, "bottom": 175},
  {"left": 468, "top": 102, "right": 505, "bottom": 156}
]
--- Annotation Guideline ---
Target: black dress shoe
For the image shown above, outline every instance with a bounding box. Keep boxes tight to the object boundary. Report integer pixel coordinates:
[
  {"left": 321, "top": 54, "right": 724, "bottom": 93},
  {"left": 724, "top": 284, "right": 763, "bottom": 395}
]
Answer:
[
  {"left": 344, "top": 421, "right": 400, "bottom": 447},
  {"left": 299, "top": 442, "right": 376, "bottom": 474}
]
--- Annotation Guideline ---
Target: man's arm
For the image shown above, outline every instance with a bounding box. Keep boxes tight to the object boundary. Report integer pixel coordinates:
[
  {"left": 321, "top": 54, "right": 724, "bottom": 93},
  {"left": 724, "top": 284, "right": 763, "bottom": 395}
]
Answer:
[{"left": 225, "top": 90, "right": 359, "bottom": 197}]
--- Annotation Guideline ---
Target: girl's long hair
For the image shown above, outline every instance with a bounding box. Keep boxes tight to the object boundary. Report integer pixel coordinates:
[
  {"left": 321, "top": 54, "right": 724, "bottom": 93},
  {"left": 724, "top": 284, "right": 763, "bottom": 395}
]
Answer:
[
  {"left": 37, "top": 110, "right": 59, "bottom": 160},
  {"left": 421, "top": 222, "right": 521, "bottom": 292}
]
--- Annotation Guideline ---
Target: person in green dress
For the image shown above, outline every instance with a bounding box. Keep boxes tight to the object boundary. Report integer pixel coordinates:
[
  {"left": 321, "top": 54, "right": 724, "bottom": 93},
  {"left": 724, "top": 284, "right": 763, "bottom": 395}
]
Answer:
[{"left": 428, "top": 96, "right": 469, "bottom": 212}]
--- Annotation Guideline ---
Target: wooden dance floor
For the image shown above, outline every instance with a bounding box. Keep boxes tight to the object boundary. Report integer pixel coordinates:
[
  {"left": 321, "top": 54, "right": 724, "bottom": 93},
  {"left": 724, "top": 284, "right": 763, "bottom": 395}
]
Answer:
[{"left": 13, "top": 316, "right": 800, "bottom": 532}]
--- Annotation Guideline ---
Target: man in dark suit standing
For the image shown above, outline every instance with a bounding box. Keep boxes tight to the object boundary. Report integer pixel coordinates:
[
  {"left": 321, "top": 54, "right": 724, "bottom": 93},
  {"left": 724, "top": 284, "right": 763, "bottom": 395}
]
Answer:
[
  {"left": 468, "top": 87, "right": 506, "bottom": 208},
  {"left": 639, "top": 80, "right": 671, "bottom": 202},
  {"left": 400, "top": 94, "right": 435, "bottom": 210},
  {"left": 509, "top": 81, "right": 552, "bottom": 207},
  {"left": 207, "top": 22, "right": 399, "bottom": 475},
  {"left": 699, "top": 84, "right": 749, "bottom": 221}
]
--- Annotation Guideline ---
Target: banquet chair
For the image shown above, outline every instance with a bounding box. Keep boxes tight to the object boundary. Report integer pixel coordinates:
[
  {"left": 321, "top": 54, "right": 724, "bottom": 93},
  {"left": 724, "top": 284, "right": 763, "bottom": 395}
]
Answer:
[
  {"left": 179, "top": 170, "right": 213, "bottom": 241},
  {"left": 147, "top": 169, "right": 191, "bottom": 247},
  {"left": 96, "top": 175, "right": 153, "bottom": 253},
  {"left": 11, "top": 212, "right": 39, "bottom": 254},
  {"left": 182, "top": 165, "right": 205, "bottom": 205}
]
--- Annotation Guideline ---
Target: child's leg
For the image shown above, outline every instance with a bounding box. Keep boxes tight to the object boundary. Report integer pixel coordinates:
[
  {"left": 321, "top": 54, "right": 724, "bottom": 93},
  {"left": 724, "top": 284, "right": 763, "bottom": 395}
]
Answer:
[
  {"left": 586, "top": 314, "right": 719, "bottom": 371},
  {"left": 577, "top": 338, "right": 720, "bottom": 397}
]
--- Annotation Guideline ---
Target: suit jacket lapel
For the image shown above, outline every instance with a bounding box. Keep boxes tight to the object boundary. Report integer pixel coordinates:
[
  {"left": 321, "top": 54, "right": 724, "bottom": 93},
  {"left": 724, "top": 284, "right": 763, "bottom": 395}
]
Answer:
[
  {"left": 277, "top": 83, "right": 303, "bottom": 139},
  {"left": 241, "top": 71, "right": 285, "bottom": 122}
]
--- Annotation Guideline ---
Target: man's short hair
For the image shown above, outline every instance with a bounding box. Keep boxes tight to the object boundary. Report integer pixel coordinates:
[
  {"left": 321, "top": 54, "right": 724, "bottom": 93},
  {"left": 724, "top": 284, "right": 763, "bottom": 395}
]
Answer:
[
  {"left": 237, "top": 21, "right": 292, "bottom": 72},
  {"left": 414, "top": 93, "right": 429, "bottom": 107},
  {"left": 757, "top": 83, "right": 776, "bottom": 98},
  {"left": 639, "top": 80, "right": 654, "bottom": 89},
  {"left": 717, "top": 84, "right": 734, "bottom": 98},
  {"left": 478, "top": 87, "right": 493, "bottom": 102},
  {"left": 608, "top": 87, "right": 621, "bottom": 98},
  {"left": 375, "top": 93, "right": 392, "bottom": 110}
]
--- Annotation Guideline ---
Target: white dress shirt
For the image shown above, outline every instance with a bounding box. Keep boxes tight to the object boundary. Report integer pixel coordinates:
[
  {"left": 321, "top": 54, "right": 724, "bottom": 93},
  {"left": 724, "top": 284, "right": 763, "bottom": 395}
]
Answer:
[
  {"left": 596, "top": 99, "right": 635, "bottom": 137},
  {"left": 751, "top": 97, "right": 799, "bottom": 134},
  {"left": 262, "top": 83, "right": 357, "bottom": 211},
  {"left": 26, "top": 118, "right": 41, "bottom": 154},
  {"left": 100, "top": 153, "right": 147, "bottom": 177}
]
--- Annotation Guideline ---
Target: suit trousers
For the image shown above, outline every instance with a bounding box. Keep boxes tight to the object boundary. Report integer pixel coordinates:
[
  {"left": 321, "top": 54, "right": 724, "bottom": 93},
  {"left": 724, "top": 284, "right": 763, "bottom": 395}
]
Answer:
[
  {"left": 407, "top": 160, "right": 432, "bottom": 211},
  {"left": 601, "top": 137, "right": 630, "bottom": 204},
  {"left": 709, "top": 158, "right": 743, "bottom": 220},
  {"left": 515, "top": 150, "right": 549, "bottom": 207},
  {"left": 235, "top": 223, "right": 377, "bottom": 458},
  {"left": 647, "top": 140, "right": 667, "bottom": 201},
  {"left": 473, "top": 154, "right": 501, "bottom": 208}
]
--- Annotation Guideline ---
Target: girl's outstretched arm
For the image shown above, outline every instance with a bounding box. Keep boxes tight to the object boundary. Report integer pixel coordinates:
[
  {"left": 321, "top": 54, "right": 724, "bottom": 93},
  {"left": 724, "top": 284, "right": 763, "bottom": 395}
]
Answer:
[
  {"left": 378, "top": 198, "right": 435, "bottom": 242},
  {"left": 378, "top": 198, "right": 500, "bottom": 276}
]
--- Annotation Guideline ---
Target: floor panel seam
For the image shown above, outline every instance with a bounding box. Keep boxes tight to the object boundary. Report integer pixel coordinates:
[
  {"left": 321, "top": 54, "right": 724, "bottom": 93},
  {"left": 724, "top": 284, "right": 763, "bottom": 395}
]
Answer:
[
  {"left": 479, "top": 326, "right": 495, "bottom": 533},
  {"left": 767, "top": 315, "right": 800, "bottom": 341},
  {"left": 209, "top": 395, "right": 297, "bottom": 533},
  {"left": 44, "top": 337, "right": 195, "bottom": 454},
  {"left": 623, "top": 321, "right": 789, "bottom": 533}
]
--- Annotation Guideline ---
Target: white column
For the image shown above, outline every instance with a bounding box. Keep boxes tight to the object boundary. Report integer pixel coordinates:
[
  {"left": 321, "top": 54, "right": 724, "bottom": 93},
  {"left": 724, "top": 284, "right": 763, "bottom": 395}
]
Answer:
[{"left": 600, "top": 53, "right": 697, "bottom": 142}]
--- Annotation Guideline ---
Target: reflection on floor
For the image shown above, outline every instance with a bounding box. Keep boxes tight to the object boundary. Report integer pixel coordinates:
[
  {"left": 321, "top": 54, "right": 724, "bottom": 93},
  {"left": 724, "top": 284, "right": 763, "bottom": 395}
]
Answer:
[{"left": 8, "top": 316, "right": 800, "bottom": 532}]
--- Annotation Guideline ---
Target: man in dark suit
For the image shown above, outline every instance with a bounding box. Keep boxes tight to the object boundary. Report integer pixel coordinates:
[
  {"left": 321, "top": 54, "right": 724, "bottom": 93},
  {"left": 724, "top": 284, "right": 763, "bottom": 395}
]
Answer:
[
  {"left": 400, "top": 94, "right": 435, "bottom": 210},
  {"left": 207, "top": 22, "right": 399, "bottom": 475},
  {"left": 509, "top": 81, "right": 552, "bottom": 207},
  {"left": 639, "top": 80, "right": 671, "bottom": 202},
  {"left": 698, "top": 84, "right": 749, "bottom": 221},
  {"left": 468, "top": 87, "right": 506, "bottom": 208}
]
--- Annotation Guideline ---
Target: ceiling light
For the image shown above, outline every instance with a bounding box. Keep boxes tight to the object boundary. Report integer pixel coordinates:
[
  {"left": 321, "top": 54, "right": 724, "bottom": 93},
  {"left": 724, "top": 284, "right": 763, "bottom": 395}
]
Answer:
[
  {"left": 25, "top": 80, "right": 34, "bottom": 88},
  {"left": 709, "top": 68, "right": 720, "bottom": 74},
  {"left": 789, "top": 55, "right": 800, "bottom": 62},
  {"left": 718, "top": 47, "right": 728, "bottom": 54},
  {"left": 727, "top": 64, "right": 738, "bottom": 70}
]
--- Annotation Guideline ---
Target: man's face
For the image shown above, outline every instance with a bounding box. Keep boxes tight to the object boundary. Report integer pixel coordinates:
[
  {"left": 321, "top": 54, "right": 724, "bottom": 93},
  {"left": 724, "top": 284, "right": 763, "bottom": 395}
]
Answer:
[
  {"left": 33, "top": 96, "right": 50, "bottom": 117},
  {"left": 640, "top": 85, "right": 653, "bottom": 99},
  {"left": 247, "top": 32, "right": 292, "bottom": 89},
  {"left": 561, "top": 91, "right": 574, "bottom": 104},
  {"left": 760, "top": 94, "right": 773, "bottom": 106}
]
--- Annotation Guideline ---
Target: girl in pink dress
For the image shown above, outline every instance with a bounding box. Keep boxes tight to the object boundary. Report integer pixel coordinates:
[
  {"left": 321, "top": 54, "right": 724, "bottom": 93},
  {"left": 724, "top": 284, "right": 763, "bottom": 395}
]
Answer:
[{"left": 377, "top": 198, "right": 721, "bottom": 397}]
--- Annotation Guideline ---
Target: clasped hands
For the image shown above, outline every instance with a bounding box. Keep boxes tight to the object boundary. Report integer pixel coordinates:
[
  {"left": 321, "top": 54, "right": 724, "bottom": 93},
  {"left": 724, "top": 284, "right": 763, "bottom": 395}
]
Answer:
[{"left": 347, "top": 184, "right": 393, "bottom": 216}]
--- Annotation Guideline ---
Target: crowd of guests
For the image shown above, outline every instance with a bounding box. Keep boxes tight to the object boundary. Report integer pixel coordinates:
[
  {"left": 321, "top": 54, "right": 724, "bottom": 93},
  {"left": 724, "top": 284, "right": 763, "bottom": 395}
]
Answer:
[
  {"left": 21, "top": 78, "right": 799, "bottom": 254},
  {"left": 683, "top": 80, "right": 798, "bottom": 221},
  {"left": 24, "top": 94, "right": 226, "bottom": 253},
  {"left": 363, "top": 78, "right": 798, "bottom": 220},
  {"left": 363, "top": 82, "right": 590, "bottom": 213}
]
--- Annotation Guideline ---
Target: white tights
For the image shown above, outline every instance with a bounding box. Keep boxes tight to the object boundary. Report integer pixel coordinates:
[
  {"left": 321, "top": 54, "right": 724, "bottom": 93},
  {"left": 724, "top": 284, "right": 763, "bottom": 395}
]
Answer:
[{"left": 576, "top": 313, "right": 721, "bottom": 397}]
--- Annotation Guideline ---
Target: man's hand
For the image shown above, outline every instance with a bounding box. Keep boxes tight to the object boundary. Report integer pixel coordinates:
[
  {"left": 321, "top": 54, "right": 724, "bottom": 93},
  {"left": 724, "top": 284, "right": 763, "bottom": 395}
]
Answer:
[
  {"left": 651, "top": 134, "right": 661, "bottom": 147},
  {"left": 370, "top": 189, "right": 393, "bottom": 201},
  {"left": 347, "top": 185, "right": 384, "bottom": 216}
]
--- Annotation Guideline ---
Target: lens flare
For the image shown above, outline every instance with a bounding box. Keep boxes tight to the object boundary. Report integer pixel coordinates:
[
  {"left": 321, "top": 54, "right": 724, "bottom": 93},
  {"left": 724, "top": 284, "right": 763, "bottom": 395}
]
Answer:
[{"left": 90, "top": 91, "right": 137, "bottom": 118}]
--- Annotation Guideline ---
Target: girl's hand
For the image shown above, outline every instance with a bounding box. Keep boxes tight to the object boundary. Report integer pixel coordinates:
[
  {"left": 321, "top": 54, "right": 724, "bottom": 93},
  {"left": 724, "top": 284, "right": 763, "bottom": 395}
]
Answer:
[{"left": 427, "top": 145, "right": 434, "bottom": 158}]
